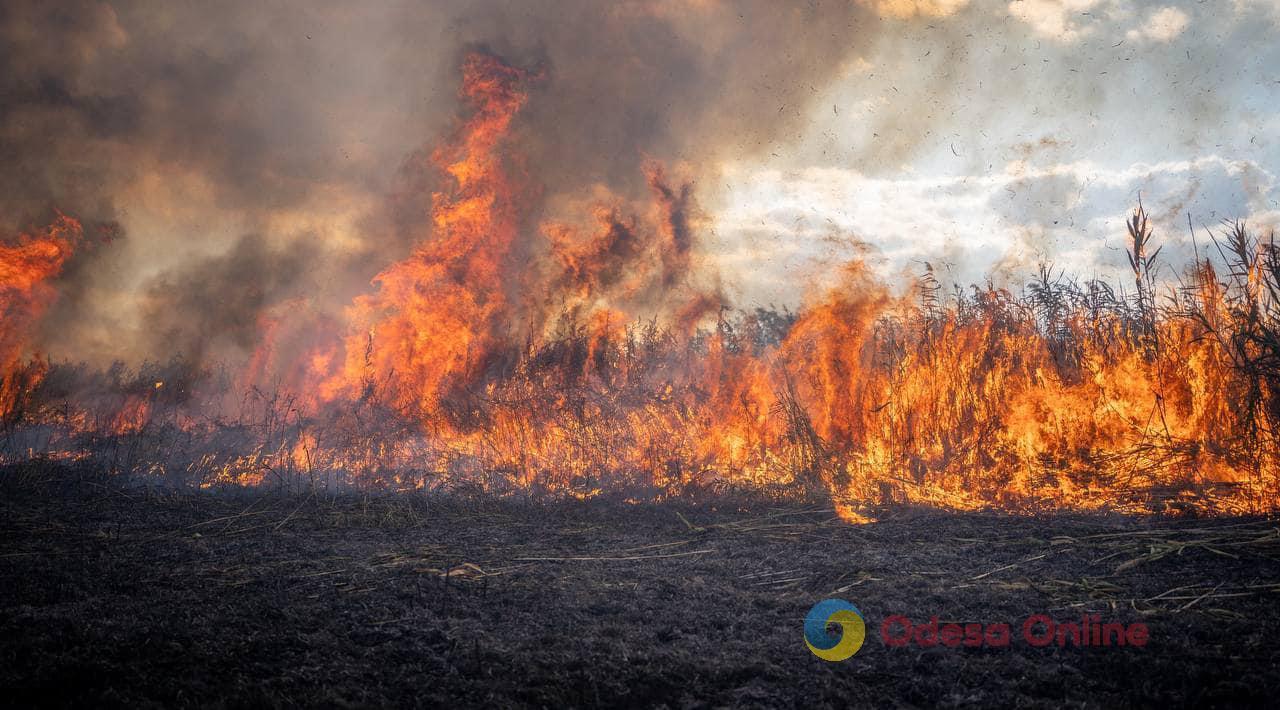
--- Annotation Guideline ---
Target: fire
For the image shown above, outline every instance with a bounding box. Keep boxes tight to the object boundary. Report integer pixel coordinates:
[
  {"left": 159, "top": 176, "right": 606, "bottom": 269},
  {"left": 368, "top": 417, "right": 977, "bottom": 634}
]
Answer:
[
  {"left": 319, "top": 54, "right": 533, "bottom": 421},
  {"left": 110, "top": 396, "right": 151, "bottom": 435},
  {"left": 0, "top": 215, "right": 82, "bottom": 421},
  {"left": 4, "top": 54, "right": 1277, "bottom": 520}
]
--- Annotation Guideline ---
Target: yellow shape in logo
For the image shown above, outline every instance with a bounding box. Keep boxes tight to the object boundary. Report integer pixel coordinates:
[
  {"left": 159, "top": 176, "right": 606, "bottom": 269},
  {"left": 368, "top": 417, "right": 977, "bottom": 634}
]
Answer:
[{"left": 804, "top": 604, "right": 866, "bottom": 661}]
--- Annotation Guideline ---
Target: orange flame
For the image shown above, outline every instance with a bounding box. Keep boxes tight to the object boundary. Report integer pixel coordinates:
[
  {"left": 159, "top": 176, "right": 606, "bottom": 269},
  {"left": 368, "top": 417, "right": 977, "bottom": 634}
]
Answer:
[
  {"left": 6, "top": 56, "right": 1277, "bottom": 521},
  {"left": 319, "top": 54, "right": 533, "bottom": 422},
  {"left": 0, "top": 215, "right": 82, "bottom": 419}
]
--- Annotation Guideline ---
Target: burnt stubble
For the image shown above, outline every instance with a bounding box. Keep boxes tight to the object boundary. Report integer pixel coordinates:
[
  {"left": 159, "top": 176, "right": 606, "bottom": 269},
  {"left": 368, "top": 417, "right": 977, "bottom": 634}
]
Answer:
[{"left": 2, "top": 465, "right": 1276, "bottom": 708}]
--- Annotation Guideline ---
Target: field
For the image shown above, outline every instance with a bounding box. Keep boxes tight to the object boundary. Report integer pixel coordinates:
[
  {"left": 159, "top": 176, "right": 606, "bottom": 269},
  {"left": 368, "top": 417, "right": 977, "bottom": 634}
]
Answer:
[{"left": 3, "top": 467, "right": 1279, "bottom": 708}]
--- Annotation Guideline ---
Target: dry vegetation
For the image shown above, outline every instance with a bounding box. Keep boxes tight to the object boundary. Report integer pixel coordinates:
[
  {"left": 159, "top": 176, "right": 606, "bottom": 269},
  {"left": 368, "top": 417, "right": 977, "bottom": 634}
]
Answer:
[
  {"left": 1, "top": 54, "right": 1276, "bottom": 518},
  {"left": 3, "top": 207, "right": 1278, "bottom": 518}
]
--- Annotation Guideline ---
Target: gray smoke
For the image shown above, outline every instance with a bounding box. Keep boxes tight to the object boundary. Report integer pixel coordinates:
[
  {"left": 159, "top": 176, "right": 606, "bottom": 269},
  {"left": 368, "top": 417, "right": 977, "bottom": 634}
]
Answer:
[{"left": 1, "top": 0, "right": 882, "bottom": 368}]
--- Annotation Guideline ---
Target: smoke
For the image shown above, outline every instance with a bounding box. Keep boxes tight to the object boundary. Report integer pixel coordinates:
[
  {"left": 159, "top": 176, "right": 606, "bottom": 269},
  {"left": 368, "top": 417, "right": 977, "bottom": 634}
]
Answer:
[
  {"left": 0, "top": 0, "right": 884, "bottom": 370},
  {"left": 138, "top": 233, "right": 323, "bottom": 366}
]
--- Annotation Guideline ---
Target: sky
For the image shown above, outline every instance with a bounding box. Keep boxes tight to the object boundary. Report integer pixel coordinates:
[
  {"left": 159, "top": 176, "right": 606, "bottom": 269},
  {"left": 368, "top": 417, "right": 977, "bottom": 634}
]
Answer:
[
  {"left": 707, "top": 0, "right": 1280, "bottom": 305},
  {"left": 2, "top": 0, "right": 1278, "bottom": 363}
]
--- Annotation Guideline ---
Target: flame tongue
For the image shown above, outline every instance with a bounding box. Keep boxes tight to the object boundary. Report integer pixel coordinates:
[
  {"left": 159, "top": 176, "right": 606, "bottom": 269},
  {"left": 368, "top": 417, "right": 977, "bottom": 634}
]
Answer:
[
  {"left": 324, "top": 54, "right": 534, "bottom": 420},
  {"left": 0, "top": 215, "right": 82, "bottom": 419}
]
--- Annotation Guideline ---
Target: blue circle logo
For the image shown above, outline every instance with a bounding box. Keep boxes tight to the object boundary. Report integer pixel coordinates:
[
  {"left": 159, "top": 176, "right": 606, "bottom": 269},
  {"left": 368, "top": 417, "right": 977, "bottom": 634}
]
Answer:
[{"left": 804, "top": 599, "right": 866, "bottom": 661}]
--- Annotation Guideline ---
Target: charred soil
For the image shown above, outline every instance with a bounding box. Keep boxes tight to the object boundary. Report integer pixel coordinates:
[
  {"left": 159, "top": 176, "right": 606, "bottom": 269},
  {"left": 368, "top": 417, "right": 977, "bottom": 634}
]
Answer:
[{"left": 2, "top": 466, "right": 1278, "bottom": 708}]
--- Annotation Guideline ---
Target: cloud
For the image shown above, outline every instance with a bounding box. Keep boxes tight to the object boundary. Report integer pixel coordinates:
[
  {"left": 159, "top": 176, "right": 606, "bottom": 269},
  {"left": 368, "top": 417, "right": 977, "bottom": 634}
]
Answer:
[
  {"left": 858, "top": 0, "right": 971, "bottom": 18},
  {"left": 711, "top": 155, "right": 1280, "bottom": 305},
  {"left": 1233, "top": 0, "right": 1280, "bottom": 23},
  {"left": 1127, "top": 6, "right": 1190, "bottom": 42},
  {"left": 1007, "top": 0, "right": 1106, "bottom": 43}
]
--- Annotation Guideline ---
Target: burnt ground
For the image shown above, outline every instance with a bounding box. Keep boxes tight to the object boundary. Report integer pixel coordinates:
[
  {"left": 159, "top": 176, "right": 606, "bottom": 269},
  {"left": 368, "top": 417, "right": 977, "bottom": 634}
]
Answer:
[{"left": 2, "top": 469, "right": 1279, "bottom": 708}]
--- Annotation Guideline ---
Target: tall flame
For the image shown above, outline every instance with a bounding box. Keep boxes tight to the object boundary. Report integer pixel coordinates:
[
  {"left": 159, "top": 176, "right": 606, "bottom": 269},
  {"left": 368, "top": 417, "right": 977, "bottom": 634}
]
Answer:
[
  {"left": 321, "top": 54, "right": 533, "bottom": 421},
  {"left": 0, "top": 215, "right": 82, "bottom": 419}
]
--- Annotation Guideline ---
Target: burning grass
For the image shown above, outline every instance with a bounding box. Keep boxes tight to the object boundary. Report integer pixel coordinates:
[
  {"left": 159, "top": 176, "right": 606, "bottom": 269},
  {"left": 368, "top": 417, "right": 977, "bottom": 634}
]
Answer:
[
  {"left": 2, "top": 214, "right": 1276, "bottom": 518},
  {"left": 1, "top": 53, "right": 1277, "bottom": 517}
]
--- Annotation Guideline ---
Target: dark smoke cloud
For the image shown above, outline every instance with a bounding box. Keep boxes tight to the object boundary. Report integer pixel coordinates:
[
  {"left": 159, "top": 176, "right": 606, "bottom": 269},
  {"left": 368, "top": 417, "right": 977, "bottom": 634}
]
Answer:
[
  {"left": 447, "top": 1, "right": 870, "bottom": 197},
  {"left": 138, "top": 233, "right": 322, "bottom": 365},
  {"left": 2, "top": 0, "right": 877, "bottom": 368}
]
